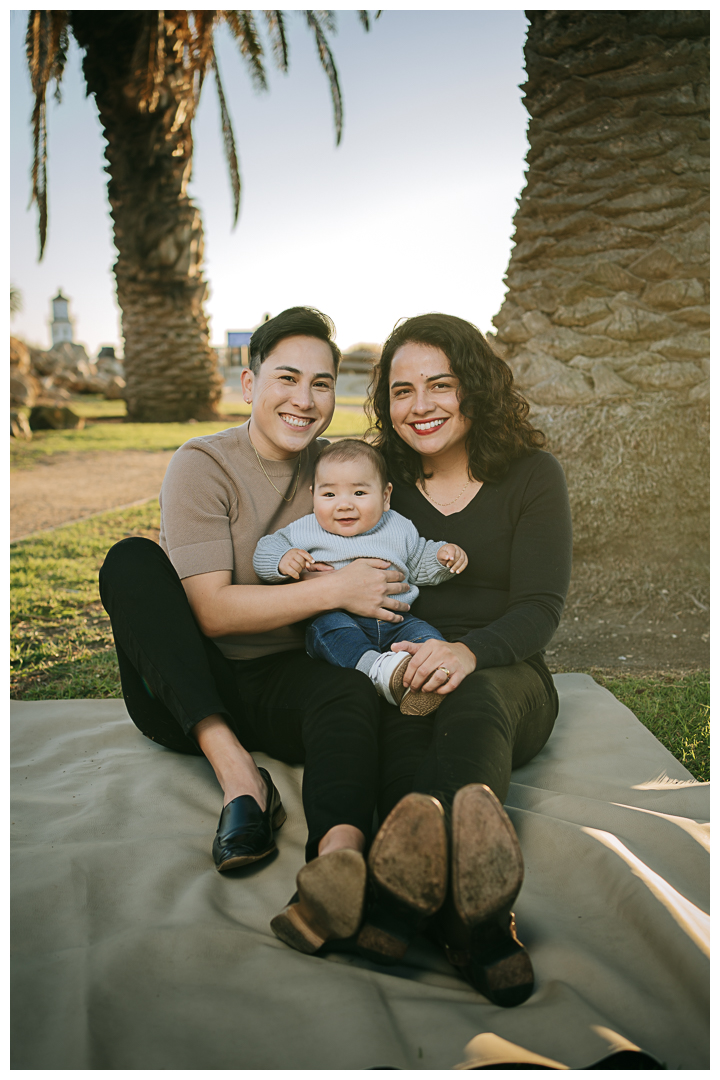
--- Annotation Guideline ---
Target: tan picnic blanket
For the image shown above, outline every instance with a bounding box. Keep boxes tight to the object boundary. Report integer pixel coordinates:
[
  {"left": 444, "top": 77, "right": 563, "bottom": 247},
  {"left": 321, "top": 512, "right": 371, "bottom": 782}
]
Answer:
[{"left": 11, "top": 674, "right": 709, "bottom": 1069}]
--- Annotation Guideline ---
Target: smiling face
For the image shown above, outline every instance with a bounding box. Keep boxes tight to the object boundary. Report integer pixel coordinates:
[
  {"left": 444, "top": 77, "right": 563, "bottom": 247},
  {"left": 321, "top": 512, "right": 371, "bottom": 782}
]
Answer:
[
  {"left": 388, "top": 342, "right": 472, "bottom": 462},
  {"left": 240, "top": 335, "right": 336, "bottom": 460},
  {"left": 313, "top": 457, "right": 391, "bottom": 536}
]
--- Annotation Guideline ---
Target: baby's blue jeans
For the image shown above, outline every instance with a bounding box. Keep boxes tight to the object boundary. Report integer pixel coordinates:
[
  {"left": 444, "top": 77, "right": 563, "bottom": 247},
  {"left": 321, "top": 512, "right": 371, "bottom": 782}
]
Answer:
[{"left": 306, "top": 610, "right": 443, "bottom": 674}]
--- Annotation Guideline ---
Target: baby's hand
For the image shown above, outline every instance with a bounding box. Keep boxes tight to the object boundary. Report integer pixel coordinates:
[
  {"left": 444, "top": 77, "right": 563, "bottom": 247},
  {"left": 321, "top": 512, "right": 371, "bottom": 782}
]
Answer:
[
  {"left": 437, "top": 543, "right": 468, "bottom": 575},
  {"left": 278, "top": 548, "right": 315, "bottom": 580}
]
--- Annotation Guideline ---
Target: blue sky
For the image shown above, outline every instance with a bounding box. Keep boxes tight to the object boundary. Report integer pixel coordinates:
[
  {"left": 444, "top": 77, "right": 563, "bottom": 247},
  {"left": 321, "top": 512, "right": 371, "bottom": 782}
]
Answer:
[{"left": 10, "top": 10, "right": 530, "bottom": 355}]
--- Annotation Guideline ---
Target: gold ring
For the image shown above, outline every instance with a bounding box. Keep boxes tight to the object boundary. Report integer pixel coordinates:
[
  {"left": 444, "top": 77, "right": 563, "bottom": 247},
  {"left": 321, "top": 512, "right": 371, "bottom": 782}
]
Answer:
[{"left": 439, "top": 667, "right": 451, "bottom": 683}]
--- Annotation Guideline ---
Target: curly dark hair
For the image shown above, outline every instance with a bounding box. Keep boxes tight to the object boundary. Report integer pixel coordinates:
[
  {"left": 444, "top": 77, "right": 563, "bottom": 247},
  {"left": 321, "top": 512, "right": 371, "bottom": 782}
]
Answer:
[{"left": 367, "top": 313, "right": 546, "bottom": 485}]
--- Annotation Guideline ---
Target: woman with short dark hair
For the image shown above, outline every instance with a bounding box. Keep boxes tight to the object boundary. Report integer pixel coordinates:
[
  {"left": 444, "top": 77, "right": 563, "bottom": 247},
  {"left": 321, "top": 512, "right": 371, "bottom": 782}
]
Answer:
[
  {"left": 99, "top": 306, "right": 410, "bottom": 948},
  {"left": 353, "top": 312, "right": 572, "bottom": 1006}
]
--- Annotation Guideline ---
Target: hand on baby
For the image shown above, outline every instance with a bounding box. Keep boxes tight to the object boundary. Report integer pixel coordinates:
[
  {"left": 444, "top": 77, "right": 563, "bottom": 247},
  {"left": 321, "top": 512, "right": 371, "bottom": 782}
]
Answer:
[
  {"left": 278, "top": 548, "right": 316, "bottom": 580},
  {"left": 437, "top": 543, "right": 468, "bottom": 574}
]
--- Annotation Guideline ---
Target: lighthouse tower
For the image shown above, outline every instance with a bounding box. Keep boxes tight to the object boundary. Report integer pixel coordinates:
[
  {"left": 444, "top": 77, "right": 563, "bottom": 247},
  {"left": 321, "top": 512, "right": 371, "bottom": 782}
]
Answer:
[{"left": 51, "top": 290, "right": 74, "bottom": 346}]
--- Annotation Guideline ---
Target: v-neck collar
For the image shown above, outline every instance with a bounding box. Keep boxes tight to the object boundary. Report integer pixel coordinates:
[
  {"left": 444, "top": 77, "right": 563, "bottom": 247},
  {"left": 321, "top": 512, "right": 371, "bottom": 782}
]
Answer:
[{"left": 414, "top": 481, "right": 486, "bottom": 518}]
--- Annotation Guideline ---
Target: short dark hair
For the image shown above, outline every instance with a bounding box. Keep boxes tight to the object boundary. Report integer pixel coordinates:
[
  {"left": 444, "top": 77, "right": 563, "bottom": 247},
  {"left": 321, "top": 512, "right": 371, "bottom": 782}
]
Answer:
[
  {"left": 368, "top": 313, "right": 546, "bottom": 485},
  {"left": 248, "top": 307, "right": 342, "bottom": 375},
  {"left": 313, "top": 439, "right": 388, "bottom": 489}
]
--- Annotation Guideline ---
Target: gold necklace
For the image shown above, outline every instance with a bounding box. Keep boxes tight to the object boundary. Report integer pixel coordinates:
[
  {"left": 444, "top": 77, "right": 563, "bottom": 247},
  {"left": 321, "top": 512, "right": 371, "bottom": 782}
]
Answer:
[
  {"left": 420, "top": 476, "right": 472, "bottom": 507},
  {"left": 248, "top": 426, "right": 302, "bottom": 502}
]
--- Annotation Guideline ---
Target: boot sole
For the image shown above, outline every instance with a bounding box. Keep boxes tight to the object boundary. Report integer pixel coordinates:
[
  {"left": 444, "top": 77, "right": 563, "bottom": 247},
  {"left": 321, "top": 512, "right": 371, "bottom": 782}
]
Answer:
[
  {"left": 270, "top": 849, "right": 367, "bottom": 955},
  {"left": 216, "top": 803, "right": 287, "bottom": 872},
  {"left": 390, "top": 655, "right": 445, "bottom": 715},
  {"left": 357, "top": 793, "right": 447, "bottom": 960},
  {"left": 452, "top": 784, "right": 523, "bottom": 925},
  {"left": 451, "top": 785, "right": 533, "bottom": 1006}
]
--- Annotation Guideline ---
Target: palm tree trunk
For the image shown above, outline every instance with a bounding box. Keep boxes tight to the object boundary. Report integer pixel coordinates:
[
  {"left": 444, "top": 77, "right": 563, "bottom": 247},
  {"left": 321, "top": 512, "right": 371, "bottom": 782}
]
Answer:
[
  {"left": 492, "top": 10, "right": 709, "bottom": 612},
  {"left": 70, "top": 11, "right": 223, "bottom": 422}
]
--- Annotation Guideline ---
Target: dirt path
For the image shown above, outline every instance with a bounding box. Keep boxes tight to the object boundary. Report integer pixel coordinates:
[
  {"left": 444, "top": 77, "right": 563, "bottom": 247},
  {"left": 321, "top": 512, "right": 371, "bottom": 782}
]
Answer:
[{"left": 10, "top": 450, "right": 173, "bottom": 540}]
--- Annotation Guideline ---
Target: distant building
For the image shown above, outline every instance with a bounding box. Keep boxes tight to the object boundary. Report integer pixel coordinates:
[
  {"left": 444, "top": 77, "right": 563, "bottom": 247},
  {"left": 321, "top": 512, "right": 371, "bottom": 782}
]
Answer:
[
  {"left": 215, "top": 318, "right": 271, "bottom": 368},
  {"left": 220, "top": 329, "right": 253, "bottom": 368},
  {"left": 51, "top": 289, "right": 74, "bottom": 346}
]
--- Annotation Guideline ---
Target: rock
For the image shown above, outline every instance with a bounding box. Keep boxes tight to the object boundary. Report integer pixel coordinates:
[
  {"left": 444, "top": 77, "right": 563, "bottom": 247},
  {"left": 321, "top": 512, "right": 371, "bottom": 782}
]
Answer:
[
  {"left": 10, "top": 410, "right": 32, "bottom": 440},
  {"left": 96, "top": 348, "right": 124, "bottom": 379},
  {"left": 10, "top": 337, "right": 31, "bottom": 374},
  {"left": 38, "top": 377, "right": 72, "bottom": 401},
  {"left": 10, "top": 372, "right": 40, "bottom": 409},
  {"left": 103, "top": 376, "right": 126, "bottom": 400},
  {"left": 28, "top": 406, "right": 85, "bottom": 432}
]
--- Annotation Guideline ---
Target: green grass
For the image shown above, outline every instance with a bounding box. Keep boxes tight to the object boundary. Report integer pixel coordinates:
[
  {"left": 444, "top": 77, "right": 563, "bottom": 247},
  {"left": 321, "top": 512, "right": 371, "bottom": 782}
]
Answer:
[
  {"left": 11, "top": 501, "right": 161, "bottom": 700},
  {"left": 592, "top": 671, "right": 709, "bottom": 783},
  {"left": 11, "top": 503, "right": 709, "bottom": 781},
  {"left": 11, "top": 402, "right": 370, "bottom": 467},
  {"left": 64, "top": 396, "right": 128, "bottom": 418}
]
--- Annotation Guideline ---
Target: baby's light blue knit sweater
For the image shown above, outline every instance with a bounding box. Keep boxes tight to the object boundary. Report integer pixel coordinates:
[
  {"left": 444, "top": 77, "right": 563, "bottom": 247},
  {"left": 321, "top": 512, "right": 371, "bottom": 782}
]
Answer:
[{"left": 253, "top": 509, "right": 453, "bottom": 604}]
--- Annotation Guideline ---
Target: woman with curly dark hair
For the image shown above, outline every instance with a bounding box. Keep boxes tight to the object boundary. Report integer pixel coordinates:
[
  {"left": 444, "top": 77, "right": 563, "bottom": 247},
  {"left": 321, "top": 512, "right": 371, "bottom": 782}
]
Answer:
[{"left": 351, "top": 312, "right": 572, "bottom": 1008}]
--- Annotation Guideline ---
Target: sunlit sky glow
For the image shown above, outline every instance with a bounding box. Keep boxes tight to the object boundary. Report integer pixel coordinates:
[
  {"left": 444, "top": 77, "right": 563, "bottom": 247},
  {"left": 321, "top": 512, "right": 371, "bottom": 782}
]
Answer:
[{"left": 10, "top": 9, "right": 530, "bottom": 356}]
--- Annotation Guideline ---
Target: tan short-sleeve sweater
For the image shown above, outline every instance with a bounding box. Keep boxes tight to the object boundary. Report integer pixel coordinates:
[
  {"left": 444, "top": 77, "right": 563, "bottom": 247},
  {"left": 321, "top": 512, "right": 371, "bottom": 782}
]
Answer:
[{"left": 159, "top": 421, "right": 326, "bottom": 660}]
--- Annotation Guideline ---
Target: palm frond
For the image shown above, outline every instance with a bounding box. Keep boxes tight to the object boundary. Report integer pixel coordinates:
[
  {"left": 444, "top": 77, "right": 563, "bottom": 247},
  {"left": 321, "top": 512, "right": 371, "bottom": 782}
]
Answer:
[
  {"left": 310, "top": 9, "right": 337, "bottom": 34},
  {"left": 188, "top": 11, "right": 220, "bottom": 103},
  {"left": 263, "top": 10, "right": 289, "bottom": 72},
  {"left": 25, "top": 10, "right": 69, "bottom": 258},
  {"left": 223, "top": 11, "right": 268, "bottom": 91},
  {"left": 11, "top": 284, "right": 23, "bottom": 316},
  {"left": 189, "top": 11, "right": 218, "bottom": 73},
  {"left": 305, "top": 10, "right": 342, "bottom": 145},
  {"left": 212, "top": 49, "right": 242, "bottom": 226},
  {"left": 357, "top": 11, "right": 382, "bottom": 31}
]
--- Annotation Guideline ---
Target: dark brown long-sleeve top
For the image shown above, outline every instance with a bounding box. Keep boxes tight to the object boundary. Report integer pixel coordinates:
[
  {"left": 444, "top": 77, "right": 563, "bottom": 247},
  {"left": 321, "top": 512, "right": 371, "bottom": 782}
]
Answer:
[{"left": 388, "top": 450, "right": 572, "bottom": 668}]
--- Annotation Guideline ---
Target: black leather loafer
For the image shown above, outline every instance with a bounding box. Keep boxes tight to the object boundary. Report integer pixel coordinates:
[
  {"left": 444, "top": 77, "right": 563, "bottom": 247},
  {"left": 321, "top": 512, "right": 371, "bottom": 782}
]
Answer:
[
  {"left": 437, "top": 783, "right": 534, "bottom": 1007},
  {"left": 355, "top": 792, "right": 448, "bottom": 964},
  {"left": 212, "top": 767, "right": 287, "bottom": 871}
]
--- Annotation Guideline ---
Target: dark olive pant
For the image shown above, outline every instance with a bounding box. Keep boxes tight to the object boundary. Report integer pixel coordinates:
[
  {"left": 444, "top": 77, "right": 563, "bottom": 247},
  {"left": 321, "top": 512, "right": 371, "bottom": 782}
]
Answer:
[
  {"left": 98, "top": 537, "right": 382, "bottom": 860},
  {"left": 378, "top": 655, "right": 558, "bottom": 823}
]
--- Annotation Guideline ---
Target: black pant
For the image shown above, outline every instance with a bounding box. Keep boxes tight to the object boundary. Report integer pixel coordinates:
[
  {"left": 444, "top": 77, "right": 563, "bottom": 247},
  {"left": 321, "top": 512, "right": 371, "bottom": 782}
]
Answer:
[
  {"left": 378, "top": 655, "right": 558, "bottom": 823},
  {"left": 99, "top": 537, "right": 381, "bottom": 861}
]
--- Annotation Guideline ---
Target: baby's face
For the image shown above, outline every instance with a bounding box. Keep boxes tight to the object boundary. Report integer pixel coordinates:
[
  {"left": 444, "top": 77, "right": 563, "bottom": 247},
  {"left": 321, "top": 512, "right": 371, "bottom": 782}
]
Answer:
[{"left": 313, "top": 458, "right": 391, "bottom": 537}]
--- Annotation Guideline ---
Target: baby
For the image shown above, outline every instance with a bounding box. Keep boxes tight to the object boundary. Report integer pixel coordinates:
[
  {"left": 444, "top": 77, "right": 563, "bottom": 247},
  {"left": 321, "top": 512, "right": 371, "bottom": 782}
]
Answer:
[{"left": 253, "top": 439, "right": 468, "bottom": 715}]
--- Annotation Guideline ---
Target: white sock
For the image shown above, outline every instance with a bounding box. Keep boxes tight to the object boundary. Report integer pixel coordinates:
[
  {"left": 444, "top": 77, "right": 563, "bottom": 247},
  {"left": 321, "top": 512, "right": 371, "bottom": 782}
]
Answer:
[{"left": 356, "top": 650, "right": 381, "bottom": 677}]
